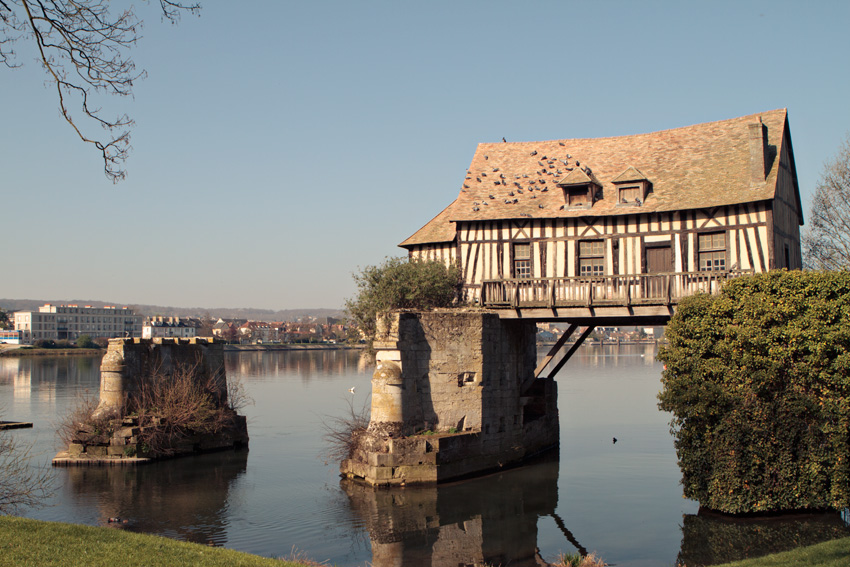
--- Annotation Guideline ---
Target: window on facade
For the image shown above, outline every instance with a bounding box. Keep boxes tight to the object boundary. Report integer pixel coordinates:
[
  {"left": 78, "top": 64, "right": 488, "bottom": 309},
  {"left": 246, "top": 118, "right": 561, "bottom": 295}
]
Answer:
[
  {"left": 579, "top": 240, "right": 605, "bottom": 276},
  {"left": 698, "top": 232, "right": 727, "bottom": 271},
  {"left": 619, "top": 185, "right": 641, "bottom": 204},
  {"left": 567, "top": 186, "right": 590, "bottom": 207},
  {"left": 514, "top": 242, "right": 532, "bottom": 279}
]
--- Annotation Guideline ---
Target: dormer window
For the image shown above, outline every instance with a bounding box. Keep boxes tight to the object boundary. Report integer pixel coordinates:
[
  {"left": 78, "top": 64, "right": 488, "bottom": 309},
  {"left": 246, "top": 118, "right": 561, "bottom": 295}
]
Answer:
[
  {"left": 618, "top": 185, "right": 641, "bottom": 204},
  {"left": 558, "top": 168, "right": 601, "bottom": 210},
  {"left": 612, "top": 166, "right": 651, "bottom": 207},
  {"left": 567, "top": 186, "right": 590, "bottom": 207}
]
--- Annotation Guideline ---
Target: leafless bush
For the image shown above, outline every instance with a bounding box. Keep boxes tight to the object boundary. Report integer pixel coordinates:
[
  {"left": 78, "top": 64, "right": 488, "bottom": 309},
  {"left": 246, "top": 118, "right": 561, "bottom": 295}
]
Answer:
[
  {"left": 129, "top": 365, "right": 234, "bottom": 457},
  {"left": 58, "top": 396, "right": 116, "bottom": 447},
  {"left": 225, "top": 373, "right": 253, "bottom": 414},
  {"left": 320, "top": 397, "right": 370, "bottom": 465},
  {"left": 553, "top": 552, "right": 607, "bottom": 567},
  {"left": 0, "top": 405, "right": 53, "bottom": 514}
]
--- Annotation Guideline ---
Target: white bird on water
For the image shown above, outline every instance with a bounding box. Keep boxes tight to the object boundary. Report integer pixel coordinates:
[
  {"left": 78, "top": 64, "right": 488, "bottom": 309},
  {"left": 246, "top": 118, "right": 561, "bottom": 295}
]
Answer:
[{"left": 349, "top": 387, "right": 356, "bottom": 394}]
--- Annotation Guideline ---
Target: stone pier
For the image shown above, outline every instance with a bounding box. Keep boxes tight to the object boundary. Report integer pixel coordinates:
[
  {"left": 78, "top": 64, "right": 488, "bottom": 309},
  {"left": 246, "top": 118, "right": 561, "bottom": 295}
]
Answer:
[
  {"left": 53, "top": 337, "right": 247, "bottom": 466},
  {"left": 341, "top": 309, "right": 558, "bottom": 485}
]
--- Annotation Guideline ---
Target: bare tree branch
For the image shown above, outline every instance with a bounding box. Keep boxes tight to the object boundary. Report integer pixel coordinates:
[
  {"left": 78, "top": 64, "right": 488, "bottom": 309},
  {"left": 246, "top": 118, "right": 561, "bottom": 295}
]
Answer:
[
  {"left": 0, "top": 0, "right": 200, "bottom": 182},
  {"left": 803, "top": 134, "right": 850, "bottom": 270}
]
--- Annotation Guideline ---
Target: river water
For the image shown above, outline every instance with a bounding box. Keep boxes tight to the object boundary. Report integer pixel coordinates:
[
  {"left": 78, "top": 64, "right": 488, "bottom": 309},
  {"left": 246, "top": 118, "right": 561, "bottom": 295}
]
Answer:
[{"left": 1, "top": 346, "right": 848, "bottom": 566}]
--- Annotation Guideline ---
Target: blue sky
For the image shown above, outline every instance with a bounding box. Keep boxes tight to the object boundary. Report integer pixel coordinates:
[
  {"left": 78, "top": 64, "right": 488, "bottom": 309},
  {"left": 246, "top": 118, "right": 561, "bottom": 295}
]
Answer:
[{"left": 3, "top": 1, "right": 849, "bottom": 311}]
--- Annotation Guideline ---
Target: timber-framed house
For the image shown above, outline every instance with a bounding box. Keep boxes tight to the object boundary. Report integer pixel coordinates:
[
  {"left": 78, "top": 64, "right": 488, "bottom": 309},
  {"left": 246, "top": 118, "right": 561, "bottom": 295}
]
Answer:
[{"left": 400, "top": 109, "right": 803, "bottom": 320}]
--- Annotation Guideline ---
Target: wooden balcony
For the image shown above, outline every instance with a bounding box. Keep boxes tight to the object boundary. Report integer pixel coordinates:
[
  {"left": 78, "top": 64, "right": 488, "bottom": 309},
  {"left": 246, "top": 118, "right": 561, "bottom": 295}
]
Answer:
[{"left": 479, "top": 270, "right": 750, "bottom": 324}]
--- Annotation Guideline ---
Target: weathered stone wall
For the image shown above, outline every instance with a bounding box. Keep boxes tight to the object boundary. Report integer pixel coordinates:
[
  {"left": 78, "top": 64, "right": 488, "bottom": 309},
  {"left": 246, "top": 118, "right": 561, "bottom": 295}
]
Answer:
[
  {"left": 342, "top": 309, "right": 558, "bottom": 484},
  {"left": 96, "top": 337, "right": 227, "bottom": 417}
]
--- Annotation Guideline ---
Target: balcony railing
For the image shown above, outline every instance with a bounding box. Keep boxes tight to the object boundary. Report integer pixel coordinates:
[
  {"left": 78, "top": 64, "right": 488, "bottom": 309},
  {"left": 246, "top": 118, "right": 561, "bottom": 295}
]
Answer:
[{"left": 480, "top": 270, "right": 750, "bottom": 309}]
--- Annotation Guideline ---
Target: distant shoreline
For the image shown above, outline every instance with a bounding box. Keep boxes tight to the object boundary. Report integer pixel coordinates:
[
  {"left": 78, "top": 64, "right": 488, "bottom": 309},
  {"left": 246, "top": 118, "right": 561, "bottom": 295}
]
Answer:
[{"left": 0, "top": 344, "right": 363, "bottom": 357}]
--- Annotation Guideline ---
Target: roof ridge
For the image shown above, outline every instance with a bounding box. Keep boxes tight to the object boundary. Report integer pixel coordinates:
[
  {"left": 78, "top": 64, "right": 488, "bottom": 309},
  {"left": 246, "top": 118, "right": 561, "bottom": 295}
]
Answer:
[{"left": 476, "top": 109, "right": 788, "bottom": 148}]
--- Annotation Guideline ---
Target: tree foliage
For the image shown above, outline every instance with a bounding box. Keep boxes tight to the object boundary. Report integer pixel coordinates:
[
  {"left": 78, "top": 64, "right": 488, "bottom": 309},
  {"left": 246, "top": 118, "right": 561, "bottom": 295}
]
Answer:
[
  {"left": 658, "top": 270, "right": 850, "bottom": 514},
  {"left": 803, "top": 133, "right": 850, "bottom": 269},
  {"left": 0, "top": 0, "right": 200, "bottom": 181},
  {"left": 345, "top": 257, "right": 462, "bottom": 352}
]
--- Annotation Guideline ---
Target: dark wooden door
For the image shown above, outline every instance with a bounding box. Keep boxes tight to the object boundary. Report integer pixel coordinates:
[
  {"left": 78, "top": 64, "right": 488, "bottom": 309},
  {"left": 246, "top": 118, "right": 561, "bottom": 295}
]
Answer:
[
  {"left": 645, "top": 245, "right": 672, "bottom": 299},
  {"left": 646, "top": 246, "right": 672, "bottom": 273}
]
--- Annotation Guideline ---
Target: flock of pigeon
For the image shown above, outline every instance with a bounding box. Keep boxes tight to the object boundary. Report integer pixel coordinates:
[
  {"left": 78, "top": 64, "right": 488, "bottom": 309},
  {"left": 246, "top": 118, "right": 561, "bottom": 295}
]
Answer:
[{"left": 460, "top": 143, "right": 595, "bottom": 215}]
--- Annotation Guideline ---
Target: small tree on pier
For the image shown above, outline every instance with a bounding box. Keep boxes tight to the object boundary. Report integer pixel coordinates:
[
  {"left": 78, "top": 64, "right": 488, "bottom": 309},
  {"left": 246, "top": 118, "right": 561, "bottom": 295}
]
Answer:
[{"left": 345, "top": 257, "right": 462, "bottom": 354}]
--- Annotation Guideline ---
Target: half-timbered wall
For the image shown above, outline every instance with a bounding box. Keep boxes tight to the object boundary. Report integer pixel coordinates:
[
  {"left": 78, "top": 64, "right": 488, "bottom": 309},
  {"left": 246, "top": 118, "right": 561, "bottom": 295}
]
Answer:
[
  {"left": 770, "top": 137, "right": 803, "bottom": 269},
  {"left": 408, "top": 242, "right": 457, "bottom": 266},
  {"left": 408, "top": 203, "right": 779, "bottom": 302}
]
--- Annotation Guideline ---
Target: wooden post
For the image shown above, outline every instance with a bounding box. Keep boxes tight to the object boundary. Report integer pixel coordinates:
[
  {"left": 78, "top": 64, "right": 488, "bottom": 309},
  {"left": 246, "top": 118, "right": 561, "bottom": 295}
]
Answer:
[
  {"left": 547, "top": 325, "right": 596, "bottom": 380},
  {"left": 534, "top": 323, "right": 578, "bottom": 379}
]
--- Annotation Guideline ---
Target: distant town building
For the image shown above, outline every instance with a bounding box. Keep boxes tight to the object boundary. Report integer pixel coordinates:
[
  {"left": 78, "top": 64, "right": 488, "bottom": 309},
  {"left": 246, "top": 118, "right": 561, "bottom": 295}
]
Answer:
[
  {"left": 142, "top": 316, "right": 197, "bottom": 339},
  {"left": 13, "top": 304, "right": 143, "bottom": 343},
  {"left": 0, "top": 329, "right": 23, "bottom": 344}
]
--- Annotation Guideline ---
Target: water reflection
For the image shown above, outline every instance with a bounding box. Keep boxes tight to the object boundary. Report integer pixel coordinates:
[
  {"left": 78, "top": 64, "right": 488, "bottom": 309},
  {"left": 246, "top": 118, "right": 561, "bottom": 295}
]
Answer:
[
  {"left": 342, "top": 450, "right": 562, "bottom": 567},
  {"left": 61, "top": 449, "right": 249, "bottom": 546},
  {"left": 678, "top": 509, "right": 850, "bottom": 566},
  {"left": 225, "top": 348, "right": 367, "bottom": 381}
]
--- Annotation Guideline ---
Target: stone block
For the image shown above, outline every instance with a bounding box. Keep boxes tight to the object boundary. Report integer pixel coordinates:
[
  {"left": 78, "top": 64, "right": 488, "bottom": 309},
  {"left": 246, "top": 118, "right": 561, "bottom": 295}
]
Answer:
[
  {"left": 68, "top": 443, "right": 84, "bottom": 456},
  {"left": 85, "top": 445, "right": 107, "bottom": 457},
  {"left": 107, "top": 445, "right": 127, "bottom": 457}
]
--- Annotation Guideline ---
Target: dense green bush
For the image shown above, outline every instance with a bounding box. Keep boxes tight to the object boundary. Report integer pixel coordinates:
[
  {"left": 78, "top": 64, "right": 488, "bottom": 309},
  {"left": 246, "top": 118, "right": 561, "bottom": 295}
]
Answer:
[
  {"left": 345, "top": 256, "right": 462, "bottom": 352},
  {"left": 658, "top": 270, "right": 850, "bottom": 514},
  {"left": 75, "top": 335, "right": 96, "bottom": 349}
]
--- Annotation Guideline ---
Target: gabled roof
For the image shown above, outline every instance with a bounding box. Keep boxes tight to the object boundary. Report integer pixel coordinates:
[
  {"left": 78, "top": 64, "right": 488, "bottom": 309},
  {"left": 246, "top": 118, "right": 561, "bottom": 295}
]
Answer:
[
  {"left": 611, "top": 166, "right": 649, "bottom": 184},
  {"left": 400, "top": 109, "right": 799, "bottom": 248}
]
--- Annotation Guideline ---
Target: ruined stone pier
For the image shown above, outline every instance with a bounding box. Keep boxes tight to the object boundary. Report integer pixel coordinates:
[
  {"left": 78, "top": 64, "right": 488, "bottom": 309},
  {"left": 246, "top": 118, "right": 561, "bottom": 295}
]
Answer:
[
  {"left": 53, "top": 337, "right": 248, "bottom": 466},
  {"left": 341, "top": 309, "right": 558, "bottom": 485}
]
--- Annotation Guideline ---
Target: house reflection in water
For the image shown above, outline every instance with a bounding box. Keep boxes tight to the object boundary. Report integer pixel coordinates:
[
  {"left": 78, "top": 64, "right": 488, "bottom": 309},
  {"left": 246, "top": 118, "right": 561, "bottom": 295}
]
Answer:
[{"left": 342, "top": 450, "right": 569, "bottom": 567}]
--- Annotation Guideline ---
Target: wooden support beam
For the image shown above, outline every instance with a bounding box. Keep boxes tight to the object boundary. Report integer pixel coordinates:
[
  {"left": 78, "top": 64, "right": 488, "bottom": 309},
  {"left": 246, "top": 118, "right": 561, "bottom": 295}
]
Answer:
[
  {"left": 547, "top": 325, "right": 595, "bottom": 380},
  {"left": 534, "top": 323, "right": 578, "bottom": 379}
]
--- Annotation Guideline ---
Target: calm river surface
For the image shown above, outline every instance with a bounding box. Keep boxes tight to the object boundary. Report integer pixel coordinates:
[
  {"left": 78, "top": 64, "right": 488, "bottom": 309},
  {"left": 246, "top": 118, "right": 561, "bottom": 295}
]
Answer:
[{"left": 2, "top": 346, "right": 848, "bottom": 566}]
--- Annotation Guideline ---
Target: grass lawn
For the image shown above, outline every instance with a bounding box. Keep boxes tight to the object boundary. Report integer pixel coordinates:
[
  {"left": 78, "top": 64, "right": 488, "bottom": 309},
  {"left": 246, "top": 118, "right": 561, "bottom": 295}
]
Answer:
[
  {"left": 0, "top": 516, "right": 313, "bottom": 567},
  {"left": 714, "top": 535, "right": 850, "bottom": 567}
]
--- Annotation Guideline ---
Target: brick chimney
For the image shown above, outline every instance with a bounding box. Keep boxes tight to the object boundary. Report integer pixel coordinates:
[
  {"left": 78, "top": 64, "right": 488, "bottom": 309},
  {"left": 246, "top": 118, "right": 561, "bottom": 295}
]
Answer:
[{"left": 748, "top": 118, "right": 767, "bottom": 184}]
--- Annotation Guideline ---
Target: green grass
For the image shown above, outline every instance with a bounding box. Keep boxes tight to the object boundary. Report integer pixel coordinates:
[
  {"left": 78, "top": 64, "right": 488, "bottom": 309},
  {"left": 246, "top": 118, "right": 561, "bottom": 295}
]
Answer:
[
  {"left": 0, "top": 516, "right": 313, "bottom": 567},
  {"left": 715, "top": 535, "right": 850, "bottom": 567}
]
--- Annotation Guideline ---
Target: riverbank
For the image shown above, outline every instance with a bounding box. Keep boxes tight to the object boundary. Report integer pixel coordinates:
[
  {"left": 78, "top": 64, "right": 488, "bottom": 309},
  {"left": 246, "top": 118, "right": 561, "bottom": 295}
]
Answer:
[
  {"left": 1, "top": 516, "right": 848, "bottom": 567},
  {"left": 0, "top": 343, "right": 363, "bottom": 357},
  {"left": 0, "top": 346, "right": 103, "bottom": 357}
]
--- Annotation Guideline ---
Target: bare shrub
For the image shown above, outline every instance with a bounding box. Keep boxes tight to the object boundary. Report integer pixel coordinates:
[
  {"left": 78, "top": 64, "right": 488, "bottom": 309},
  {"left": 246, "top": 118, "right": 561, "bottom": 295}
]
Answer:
[
  {"left": 129, "top": 365, "right": 234, "bottom": 457},
  {"left": 553, "top": 552, "right": 607, "bottom": 567},
  {"left": 58, "top": 396, "right": 115, "bottom": 447},
  {"left": 225, "top": 373, "right": 253, "bottom": 413},
  {"left": 320, "top": 397, "right": 370, "bottom": 465},
  {"left": 1, "top": 405, "right": 53, "bottom": 514}
]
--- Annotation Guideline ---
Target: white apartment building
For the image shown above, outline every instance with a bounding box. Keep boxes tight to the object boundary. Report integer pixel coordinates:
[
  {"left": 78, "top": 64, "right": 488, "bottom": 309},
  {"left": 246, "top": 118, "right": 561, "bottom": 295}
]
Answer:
[
  {"left": 14, "top": 304, "right": 143, "bottom": 343},
  {"left": 142, "top": 317, "right": 197, "bottom": 339}
]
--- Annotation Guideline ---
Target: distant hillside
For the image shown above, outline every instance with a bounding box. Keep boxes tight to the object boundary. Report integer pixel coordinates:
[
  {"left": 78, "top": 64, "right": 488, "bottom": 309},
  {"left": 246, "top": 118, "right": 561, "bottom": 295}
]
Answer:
[{"left": 0, "top": 299, "right": 344, "bottom": 322}]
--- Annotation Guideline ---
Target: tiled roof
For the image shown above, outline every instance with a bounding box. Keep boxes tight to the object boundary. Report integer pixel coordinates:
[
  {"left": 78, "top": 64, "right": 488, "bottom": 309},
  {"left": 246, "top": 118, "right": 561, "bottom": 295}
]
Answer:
[{"left": 400, "top": 109, "right": 795, "bottom": 248}]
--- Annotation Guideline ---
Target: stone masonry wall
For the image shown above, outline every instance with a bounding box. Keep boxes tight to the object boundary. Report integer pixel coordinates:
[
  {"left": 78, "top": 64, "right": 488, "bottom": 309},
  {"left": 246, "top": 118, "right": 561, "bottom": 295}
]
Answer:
[
  {"left": 97, "top": 337, "right": 227, "bottom": 418},
  {"left": 342, "top": 309, "right": 558, "bottom": 485}
]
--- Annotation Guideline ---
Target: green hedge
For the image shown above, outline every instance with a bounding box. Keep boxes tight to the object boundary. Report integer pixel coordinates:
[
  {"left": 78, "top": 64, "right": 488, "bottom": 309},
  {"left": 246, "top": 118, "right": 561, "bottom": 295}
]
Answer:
[{"left": 658, "top": 270, "right": 850, "bottom": 514}]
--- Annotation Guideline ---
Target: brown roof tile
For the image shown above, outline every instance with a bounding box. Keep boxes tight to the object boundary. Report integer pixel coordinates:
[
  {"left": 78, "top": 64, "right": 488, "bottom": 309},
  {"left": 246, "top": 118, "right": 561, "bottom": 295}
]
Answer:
[{"left": 400, "top": 109, "right": 793, "bottom": 248}]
